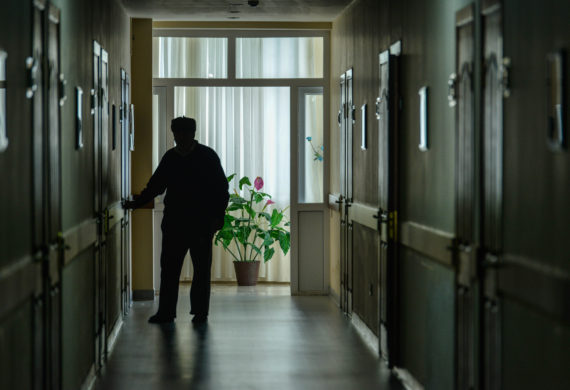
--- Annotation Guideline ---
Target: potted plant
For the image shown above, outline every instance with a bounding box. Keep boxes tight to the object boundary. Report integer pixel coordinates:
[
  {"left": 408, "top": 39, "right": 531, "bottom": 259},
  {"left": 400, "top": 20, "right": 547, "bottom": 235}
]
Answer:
[{"left": 214, "top": 174, "right": 291, "bottom": 286}]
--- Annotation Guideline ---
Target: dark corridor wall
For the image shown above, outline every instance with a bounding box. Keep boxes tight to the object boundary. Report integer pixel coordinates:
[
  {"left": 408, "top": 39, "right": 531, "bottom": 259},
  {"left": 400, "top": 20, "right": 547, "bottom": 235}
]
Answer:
[
  {"left": 329, "top": 0, "right": 569, "bottom": 389},
  {"left": 0, "top": 0, "right": 130, "bottom": 389}
]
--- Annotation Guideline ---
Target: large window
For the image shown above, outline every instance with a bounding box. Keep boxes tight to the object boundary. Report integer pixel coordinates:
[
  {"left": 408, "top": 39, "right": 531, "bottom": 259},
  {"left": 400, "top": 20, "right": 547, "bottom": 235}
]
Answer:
[
  {"left": 174, "top": 86, "right": 290, "bottom": 206},
  {"left": 152, "top": 30, "right": 328, "bottom": 283},
  {"left": 236, "top": 37, "right": 323, "bottom": 79},
  {"left": 152, "top": 37, "right": 228, "bottom": 78}
]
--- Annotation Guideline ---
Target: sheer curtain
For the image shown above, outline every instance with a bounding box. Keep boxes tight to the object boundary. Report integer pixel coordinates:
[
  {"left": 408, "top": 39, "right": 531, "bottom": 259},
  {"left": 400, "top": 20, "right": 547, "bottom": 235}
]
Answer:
[
  {"left": 175, "top": 87, "right": 291, "bottom": 283},
  {"left": 152, "top": 35, "right": 324, "bottom": 283}
]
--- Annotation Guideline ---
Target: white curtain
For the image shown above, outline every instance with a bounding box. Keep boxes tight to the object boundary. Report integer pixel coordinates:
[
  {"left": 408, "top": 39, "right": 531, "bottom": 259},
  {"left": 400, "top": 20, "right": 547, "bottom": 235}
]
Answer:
[
  {"left": 175, "top": 86, "right": 291, "bottom": 283},
  {"left": 152, "top": 36, "right": 324, "bottom": 283}
]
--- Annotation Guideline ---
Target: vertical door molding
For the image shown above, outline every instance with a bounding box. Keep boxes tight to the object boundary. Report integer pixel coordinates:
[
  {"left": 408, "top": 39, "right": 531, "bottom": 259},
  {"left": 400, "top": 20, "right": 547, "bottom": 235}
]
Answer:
[
  {"left": 481, "top": 1, "right": 503, "bottom": 389},
  {"left": 454, "top": 4, "right": 477, "bottom": 390}
]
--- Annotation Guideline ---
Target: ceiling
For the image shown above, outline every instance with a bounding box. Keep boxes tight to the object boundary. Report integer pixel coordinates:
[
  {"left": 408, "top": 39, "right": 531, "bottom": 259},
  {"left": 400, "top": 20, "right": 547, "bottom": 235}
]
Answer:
[{"left": 121, "top": 0, "right": 353, "bottom": 22}]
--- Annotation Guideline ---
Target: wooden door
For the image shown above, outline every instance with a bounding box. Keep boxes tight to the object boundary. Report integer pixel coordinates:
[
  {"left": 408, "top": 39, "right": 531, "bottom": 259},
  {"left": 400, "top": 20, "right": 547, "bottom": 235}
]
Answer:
[
  {"left": 120, "top": 69, "right": 131, "bottom": 316},
  {"left": 44, "top": 4, "right": 65, "bottom": 389},
  {"left": 376, "top": 49, "right": 400, "bottom": 367},
  {"left": 454, "top": 5, "right": 477, "bottom": 389},
  {"left": 31, "top": 1, "right": 47, "bottom": 388},
  {"left": 0, "top": 1, "right": 44, "bottom": 389},
  {"left": 102, "top": 49, "right": 124, "bottom": 350},
  {"left": 92, "top": 40, "right": 105, "bottom": 370},
  {"left": 338, "top": 69, "right": 353, "bottom": 314},
  {"left": 481, "top": 1, "right": 503, "bottom": 388}
]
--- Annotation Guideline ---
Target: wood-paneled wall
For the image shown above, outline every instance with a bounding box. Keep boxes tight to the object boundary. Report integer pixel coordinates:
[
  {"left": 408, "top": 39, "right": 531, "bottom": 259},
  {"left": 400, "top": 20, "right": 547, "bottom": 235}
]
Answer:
[
  {"left": 330, "top": 0, "right": 570, "bottom": 388},
  {"left": 0, "top": 0, "right": 130, "bottom": 388}
]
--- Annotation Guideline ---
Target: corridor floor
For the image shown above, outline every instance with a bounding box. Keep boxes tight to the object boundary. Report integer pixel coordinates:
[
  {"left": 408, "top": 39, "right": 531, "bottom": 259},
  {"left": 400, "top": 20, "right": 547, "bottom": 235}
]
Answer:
[{"left": 94, "top": 284, "right": 403, "bottom": 390}]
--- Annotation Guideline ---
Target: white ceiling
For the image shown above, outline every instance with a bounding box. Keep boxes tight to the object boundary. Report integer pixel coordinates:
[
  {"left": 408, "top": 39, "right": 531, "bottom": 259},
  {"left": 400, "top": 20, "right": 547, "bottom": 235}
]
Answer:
[{"left": 121, "top": 0, "right": 353, "bottom": 22}]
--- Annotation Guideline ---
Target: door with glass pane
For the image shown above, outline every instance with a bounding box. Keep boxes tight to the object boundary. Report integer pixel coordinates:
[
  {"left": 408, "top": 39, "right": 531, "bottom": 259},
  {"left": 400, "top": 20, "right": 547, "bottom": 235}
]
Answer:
[{"left": 296, "top": 87, "right": 327, "bottom": 294}]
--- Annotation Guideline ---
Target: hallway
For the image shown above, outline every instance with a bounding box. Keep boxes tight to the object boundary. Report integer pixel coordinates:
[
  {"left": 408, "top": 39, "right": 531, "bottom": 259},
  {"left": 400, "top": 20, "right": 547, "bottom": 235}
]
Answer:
[{"left": 94, "top": 285, "right": 402, "bottom": 390}]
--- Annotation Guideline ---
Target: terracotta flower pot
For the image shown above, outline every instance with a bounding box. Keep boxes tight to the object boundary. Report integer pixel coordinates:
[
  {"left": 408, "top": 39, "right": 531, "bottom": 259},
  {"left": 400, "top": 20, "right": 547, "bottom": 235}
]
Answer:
[{"left": 233, "top": 261, "right": 260, "bottom": 286}]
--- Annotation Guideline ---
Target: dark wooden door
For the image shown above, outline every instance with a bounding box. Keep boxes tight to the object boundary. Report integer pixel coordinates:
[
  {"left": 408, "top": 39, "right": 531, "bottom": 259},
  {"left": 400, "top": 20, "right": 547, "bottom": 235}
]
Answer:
[
  {"left": 31, "top": 1, "right": 47, "bottom": 388},
  {"left": 46, "top": 6, "right": 63, "bottom": 388},
  {"left": 481, "top": 1, "right": 503, "bottom": 388},
  {"left": 338, "top": 69, "right": 354, "bottom": 314},
  {"left": 376, "top": 49, "right": 400, "bottom": 367},
  {"left": 0, "top": 1, "right": 44, "bottom": 389},
  {"left": 92, "top": 40, "right": 105, "bottom": 370},
  {"left": 120, "top": 69, "right": 131, "bottom": 316},
  {"left": 454, "top": 5, "right": 477, "bottom": 390}
]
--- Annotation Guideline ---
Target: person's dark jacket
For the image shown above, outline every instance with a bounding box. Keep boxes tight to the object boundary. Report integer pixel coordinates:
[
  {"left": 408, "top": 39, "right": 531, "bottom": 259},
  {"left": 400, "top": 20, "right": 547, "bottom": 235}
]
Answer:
[{"left": 133, "top": 142, "right": 229, "bottom": 233}]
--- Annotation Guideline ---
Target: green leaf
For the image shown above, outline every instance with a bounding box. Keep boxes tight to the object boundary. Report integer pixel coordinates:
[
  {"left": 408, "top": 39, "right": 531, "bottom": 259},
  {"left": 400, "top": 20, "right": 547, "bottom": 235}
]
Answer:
[
  {"left": 227, "top": 173, "right": 236, "bottom": 183},
  {"left": 229, "top": 195, "right": 247, "bottom": 204},
  {"left": 254, "top": 192, "right": 265, "bottom": 204},
  {"left": 263, "top": 247, "right": 275, "bottom": 262},
  {"left": 239, "top": 176, "right": 251, "bottom": 190},
  {"left": 278, "top": 231, "right": 290, "bottom": 255},
  {"left": 259, "top": 212, "right": 271, "bottom": 222},
  {"left": 244, "top": 204, "right": 256, "bottom": 219},
  {"left": 270, "top": 209, "right": 284, "bottom": 227},
  {"left": 227, "top": 203, "right": 243, "bottom": 212},
  {"left": 236, "top": 226, "right": 252, "bottom": 245},
  {"left": 263, "top": 232, "right": 275, "bottom": 247}
]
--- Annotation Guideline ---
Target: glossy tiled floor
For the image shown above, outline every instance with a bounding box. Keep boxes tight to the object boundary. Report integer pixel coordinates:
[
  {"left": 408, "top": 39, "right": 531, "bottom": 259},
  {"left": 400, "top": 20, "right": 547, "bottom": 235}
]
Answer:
[{"left": 94, "top": 284, "right": 403, "bottom": 390}]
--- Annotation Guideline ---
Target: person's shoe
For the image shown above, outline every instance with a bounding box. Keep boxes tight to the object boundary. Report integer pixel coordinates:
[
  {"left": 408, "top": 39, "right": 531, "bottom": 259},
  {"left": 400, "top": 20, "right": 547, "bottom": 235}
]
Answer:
[
  {"left": 192, "top": 314, "right": 208, "bottom": 324},
  {"left": 148, "top": 313, "right": 174, "bottom": 324}
]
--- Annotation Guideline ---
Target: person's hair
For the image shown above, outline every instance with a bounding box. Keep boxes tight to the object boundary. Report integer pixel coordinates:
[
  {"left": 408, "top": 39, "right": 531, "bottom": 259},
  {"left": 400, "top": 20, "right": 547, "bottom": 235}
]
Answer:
[{"left": 171, "top": 116, "right": 196, "bottom": 134}]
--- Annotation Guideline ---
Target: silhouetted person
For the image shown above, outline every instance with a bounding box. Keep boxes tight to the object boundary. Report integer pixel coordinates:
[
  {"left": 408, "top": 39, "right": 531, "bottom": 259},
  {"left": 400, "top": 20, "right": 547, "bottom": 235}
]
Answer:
[{"left": 124, "top": 117, "right": 229, "bottom": 324}]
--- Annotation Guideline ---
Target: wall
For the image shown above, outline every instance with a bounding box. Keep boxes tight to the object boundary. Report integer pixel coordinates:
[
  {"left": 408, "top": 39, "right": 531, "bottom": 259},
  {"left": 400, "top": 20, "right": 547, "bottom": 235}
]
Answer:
[
  {"left": 0, "top": 0, "right": 131, "bottom": 388},
  {"left": 329, "top": 0, "right": 570, "bottom": 389},
  {"left": 130, "top": 18, "right": 155, "bottom": 297}
]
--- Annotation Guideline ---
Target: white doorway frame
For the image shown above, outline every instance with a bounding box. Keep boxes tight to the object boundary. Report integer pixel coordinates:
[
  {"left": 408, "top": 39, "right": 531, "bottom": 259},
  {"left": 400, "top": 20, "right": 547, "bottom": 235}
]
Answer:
[{"left": 151, "top": 28, "right": 331, "bottom": 295}]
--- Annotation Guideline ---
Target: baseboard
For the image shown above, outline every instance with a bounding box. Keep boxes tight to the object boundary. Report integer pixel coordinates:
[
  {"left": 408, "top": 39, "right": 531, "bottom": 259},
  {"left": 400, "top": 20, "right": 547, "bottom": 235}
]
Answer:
[
  {"left": 80, "top": 364, "right": 97, "bottom": 390},
  {"left": 106, "top": 318, "right": 123, "bottom": 358},
  {"left": 132, "top": 289, "right": 155, "bottom": 301},
  {"left": 393, "top": 367, "right": 425, "bottom": 390},
  {"left": 351, "top": 312, "right": 379, "bottom": 357},
  {"left": 329, "top": 287, "right": 340, "bottom": 307}
]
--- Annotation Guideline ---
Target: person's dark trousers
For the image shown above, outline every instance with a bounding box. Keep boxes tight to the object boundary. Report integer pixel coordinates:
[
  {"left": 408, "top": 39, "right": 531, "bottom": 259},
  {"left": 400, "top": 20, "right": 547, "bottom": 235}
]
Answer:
[{"left": 157, "top": 229, "right": 214, "bottom": 319}]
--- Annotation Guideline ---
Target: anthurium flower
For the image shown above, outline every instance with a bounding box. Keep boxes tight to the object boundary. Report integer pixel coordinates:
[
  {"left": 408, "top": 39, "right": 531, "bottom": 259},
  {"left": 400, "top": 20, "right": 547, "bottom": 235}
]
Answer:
[
  {"left": 254, "top": 176, "right": 264, "bottom": 191},
  {"left": 266, "top": 199, "right": 275, "bottom": 206}
]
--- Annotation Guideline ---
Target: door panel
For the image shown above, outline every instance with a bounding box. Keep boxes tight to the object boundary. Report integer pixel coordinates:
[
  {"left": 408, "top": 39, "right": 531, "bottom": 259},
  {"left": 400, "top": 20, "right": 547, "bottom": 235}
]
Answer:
[
  {"left": 376, "top": 48, "right": 400, "bottom": 367},
  {"left": 454, "top": 5, "right": 477, "bottom": 390},
  {"left": 46, "top": 5, "right": 63, "bottom": 389},
  {"left": 62, "top": 249, "right": 96, "bottom": 390},
  {"left": 352, "top": 222, "right": 379, "bottom": 335},
  {"left": 338, "top": 71, "right": 353, "bottom": 313},
  {"left": 481, "top": 2, "right": 503, "bottom": 389},
  {"left": 105, "top": 211, "right": 123, "bottom": 338},
  {"left": 120, "top": 69, "right": 131, "bottom": 316}
]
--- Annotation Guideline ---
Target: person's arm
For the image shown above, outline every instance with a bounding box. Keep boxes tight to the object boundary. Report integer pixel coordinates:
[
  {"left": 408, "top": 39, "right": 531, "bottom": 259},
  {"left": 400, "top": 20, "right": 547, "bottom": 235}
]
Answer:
[{"left": 123, "top": 154, "right": 169, "bottom": 210}]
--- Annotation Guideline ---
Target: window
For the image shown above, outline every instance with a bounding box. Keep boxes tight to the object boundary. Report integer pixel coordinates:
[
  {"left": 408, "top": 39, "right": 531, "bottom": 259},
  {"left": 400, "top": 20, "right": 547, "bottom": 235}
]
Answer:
[
  {"left": 152, "top": 37, "right": 227, "bottom": 78},
  {"left": 236, "top": 37, "right": 323, "bottom": 79}
]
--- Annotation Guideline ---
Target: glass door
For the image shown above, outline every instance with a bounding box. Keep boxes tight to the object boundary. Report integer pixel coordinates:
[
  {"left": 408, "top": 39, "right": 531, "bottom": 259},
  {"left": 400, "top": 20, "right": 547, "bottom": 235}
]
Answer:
[{"left": 294, "top": 87, "right": 328, "bottom": 294}]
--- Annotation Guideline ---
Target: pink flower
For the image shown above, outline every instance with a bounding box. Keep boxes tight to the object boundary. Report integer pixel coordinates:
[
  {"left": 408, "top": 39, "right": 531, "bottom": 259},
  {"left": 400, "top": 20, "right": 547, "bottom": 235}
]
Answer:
[
  {"left": 266, "top": 199, "right": 275, "bottom": 206},
  {"left": 254, "top": 176, "right": 264, "bottom": 191}
]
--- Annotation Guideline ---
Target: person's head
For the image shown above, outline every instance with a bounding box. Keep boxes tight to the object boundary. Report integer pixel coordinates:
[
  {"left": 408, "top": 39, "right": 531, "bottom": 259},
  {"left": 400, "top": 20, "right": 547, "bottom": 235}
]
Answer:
[{"left": 171, "top": 116, "right": 196, "bottom": 147}]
